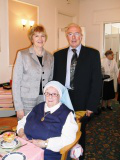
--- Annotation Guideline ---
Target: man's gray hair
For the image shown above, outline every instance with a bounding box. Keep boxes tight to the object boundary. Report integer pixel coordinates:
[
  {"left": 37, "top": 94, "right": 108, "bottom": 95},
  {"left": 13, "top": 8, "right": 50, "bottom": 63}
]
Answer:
[{"left": 65, "top": 23, "right": 83, "bottom": 36}]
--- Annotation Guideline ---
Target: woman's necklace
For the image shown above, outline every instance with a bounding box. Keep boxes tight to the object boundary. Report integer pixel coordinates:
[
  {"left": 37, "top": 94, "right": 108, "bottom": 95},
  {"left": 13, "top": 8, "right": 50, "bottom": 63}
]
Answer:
[{"left": 41, "top": 111, "right": 50, "bottom": 121}]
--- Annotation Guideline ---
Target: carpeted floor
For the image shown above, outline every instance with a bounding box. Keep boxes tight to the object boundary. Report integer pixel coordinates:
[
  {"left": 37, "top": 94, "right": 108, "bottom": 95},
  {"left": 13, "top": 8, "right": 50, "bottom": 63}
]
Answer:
[{"left": 85, "top": 100, "right": 120, "bottom": 160}]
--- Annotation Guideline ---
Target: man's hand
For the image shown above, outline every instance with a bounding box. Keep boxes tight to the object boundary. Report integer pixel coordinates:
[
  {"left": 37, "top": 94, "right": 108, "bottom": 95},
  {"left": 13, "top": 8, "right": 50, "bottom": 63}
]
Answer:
[{"left": 86, "top": 110, "right": 93, "bottom": 117}]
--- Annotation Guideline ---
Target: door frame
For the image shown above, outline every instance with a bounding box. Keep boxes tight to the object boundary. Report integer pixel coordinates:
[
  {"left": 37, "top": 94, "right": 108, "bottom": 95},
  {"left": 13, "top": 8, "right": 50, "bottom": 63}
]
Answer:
[{"left": 55, "top": 8, "right": 77, "bottom": 51}]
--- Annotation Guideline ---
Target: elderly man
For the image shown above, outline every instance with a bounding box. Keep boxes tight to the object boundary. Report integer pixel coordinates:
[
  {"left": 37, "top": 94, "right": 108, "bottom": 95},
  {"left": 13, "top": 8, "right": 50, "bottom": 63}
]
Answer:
[{"left": 53, "top": 23, "right": 102, "bottom": 159}]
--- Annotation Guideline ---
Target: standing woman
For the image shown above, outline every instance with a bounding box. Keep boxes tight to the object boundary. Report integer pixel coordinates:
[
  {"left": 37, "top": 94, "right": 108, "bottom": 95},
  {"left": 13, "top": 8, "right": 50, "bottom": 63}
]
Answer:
[
  {"left": 12, "top": 24, "right": 54, "bottom": 119},
  {"left": 101, "top": 50, "right": 119, "bottom": 110}
]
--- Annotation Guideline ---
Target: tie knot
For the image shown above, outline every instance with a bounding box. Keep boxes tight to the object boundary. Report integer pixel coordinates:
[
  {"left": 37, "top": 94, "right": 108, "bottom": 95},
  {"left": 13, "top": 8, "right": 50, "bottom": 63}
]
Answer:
[{"left": 72, "top": 49, "right": 77, "bottom": 54}]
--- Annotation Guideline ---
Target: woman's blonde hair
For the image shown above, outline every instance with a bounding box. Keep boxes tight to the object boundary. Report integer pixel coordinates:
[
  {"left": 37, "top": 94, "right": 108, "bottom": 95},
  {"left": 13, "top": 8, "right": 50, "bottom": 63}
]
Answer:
[{"left": 28, "top": 24, "right": 47, "bottom": 43}]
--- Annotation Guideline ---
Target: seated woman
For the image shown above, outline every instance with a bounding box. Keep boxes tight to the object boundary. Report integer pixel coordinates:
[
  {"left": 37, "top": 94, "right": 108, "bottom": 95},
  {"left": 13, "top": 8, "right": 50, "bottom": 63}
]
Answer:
[{"left": 17, "top": 81, "right": 78, "bottom": 160}]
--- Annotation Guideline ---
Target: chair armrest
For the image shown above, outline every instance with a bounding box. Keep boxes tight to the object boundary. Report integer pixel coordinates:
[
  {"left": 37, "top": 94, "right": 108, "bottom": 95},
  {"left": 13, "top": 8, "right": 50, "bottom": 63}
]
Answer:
[
  {"left": 60, "top": 122, "right": 81, "bottom": 160},
  {"left": 75, "top": 111, "right": 86, "bottom": 122}
]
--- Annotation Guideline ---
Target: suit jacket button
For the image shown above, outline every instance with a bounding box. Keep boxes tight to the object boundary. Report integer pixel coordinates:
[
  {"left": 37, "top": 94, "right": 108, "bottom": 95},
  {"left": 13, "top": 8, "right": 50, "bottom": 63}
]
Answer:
[
  {"left": 42, "top": 72, "right": 44, "bottom": 74},
  {"left": 43, "top": 79, "right": 45, "bottom": 81}
]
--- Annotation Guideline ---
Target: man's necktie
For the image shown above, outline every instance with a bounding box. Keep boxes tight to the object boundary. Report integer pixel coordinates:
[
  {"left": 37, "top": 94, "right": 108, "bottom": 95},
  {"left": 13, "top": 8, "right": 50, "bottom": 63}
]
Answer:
[{"left": 70, "top": 49, "right": 78, "bottom": 90}]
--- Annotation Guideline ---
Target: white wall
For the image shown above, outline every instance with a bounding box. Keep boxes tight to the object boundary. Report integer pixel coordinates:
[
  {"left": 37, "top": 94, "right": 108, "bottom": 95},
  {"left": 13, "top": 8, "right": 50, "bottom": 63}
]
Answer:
[
  {"left": 79, "top": 0, "right": 120, "bottom": 56},
  {"left": 1, "top": 0, "right": 120, "bottom": 83},
  {"left": 0, "top": 0, "right": 10, "bottom": 83},
  {"left": 0, "top": 0, "right": 80, "bottom": 83}
]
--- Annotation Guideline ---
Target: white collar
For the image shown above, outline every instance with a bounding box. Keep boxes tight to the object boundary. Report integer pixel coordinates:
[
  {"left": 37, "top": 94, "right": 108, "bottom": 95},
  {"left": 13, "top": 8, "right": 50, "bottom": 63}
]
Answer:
[
  {"left": 106, "top": 58, "right": 112, "bottom": 64},
  {"left": 69, "top": 44, "right": 81, "bottom": 56},
  {"left": 44, "top": 102, "right": 62, "bottom": 114}
]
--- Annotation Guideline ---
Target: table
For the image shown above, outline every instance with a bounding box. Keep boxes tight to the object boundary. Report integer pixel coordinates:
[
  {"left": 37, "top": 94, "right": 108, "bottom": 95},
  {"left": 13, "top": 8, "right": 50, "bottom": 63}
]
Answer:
[{"left": 0, "top": 136, "right": 44, "bottom": 160}]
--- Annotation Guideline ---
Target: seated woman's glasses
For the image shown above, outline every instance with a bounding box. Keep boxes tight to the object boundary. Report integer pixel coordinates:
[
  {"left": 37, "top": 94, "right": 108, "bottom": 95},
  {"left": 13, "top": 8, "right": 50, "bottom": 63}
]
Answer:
[{"left": 44, "top": 92, "right": 59, "bottom": 97}]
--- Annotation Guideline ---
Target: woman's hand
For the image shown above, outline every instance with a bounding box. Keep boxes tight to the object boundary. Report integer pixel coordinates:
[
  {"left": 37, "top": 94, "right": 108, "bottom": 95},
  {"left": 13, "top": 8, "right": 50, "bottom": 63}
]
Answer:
[
  {"left": 17, "top": 110, "right": 24, "bottom": 119},
  {"left": 29, "top": 139, "right": 46, "bottom": 148},
  {"left": 18, "top": 128, "right": 28, "bottom": 141}
]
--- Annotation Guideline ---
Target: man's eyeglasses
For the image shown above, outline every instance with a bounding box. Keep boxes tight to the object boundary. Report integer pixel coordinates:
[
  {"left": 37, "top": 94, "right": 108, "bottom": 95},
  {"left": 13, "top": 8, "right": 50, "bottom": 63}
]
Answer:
[
  {"left": 44, "top": 92, "right": 59, "bottom": 97},
  {"left": 67, "top": 32, "right": 81, "bottom": 37}
]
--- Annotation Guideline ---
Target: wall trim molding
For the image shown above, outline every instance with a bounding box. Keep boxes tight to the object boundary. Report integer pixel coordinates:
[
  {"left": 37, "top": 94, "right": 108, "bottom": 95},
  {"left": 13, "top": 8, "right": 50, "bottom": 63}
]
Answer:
[{"left": 93, "top": 7, "right": 120, "bottom": 24}]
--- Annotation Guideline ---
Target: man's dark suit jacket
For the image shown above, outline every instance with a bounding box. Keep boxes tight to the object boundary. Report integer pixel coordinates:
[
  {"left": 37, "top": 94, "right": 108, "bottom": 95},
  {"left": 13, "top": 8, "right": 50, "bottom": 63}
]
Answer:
[{"left": 53, "top": 45, "right": 102, "bottom": 112}]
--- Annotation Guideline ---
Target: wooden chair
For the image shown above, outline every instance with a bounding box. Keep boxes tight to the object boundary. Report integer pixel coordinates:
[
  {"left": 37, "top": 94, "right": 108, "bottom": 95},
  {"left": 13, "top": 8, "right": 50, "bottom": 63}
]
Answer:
[
  {"left": 60, "top": 111, "right": 86, "bottom": 160},
  {"left": 75, "top": 111, "right": 86, "bottom": 123},
  {"left": 0, "top": 117, "right": 17, "bottom": 134},
  {"left": 60, "top": 122, "right": 81, "bottom": 160}
]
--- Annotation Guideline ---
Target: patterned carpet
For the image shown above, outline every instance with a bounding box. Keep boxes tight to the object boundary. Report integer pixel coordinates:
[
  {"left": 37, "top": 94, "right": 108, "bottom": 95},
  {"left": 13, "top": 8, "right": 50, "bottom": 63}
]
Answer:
[{"left": 85, "top": 100, "right": 120, "bottom": 160}]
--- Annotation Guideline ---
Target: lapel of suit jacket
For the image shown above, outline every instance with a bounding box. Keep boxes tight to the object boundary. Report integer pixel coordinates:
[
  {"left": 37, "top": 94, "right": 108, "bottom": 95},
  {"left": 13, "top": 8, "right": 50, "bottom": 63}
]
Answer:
[
  {"left": 42, "top": 49, "right": 48, "bottom": 66},
  {"left": 29, "top": 46, "right": 41, "bottom": 66},
  {"left": 62, "top": 48, "right": 69, "bottom": 82},
  {"left": 75, "top": 45, "right": 87, "bottom": 73}
]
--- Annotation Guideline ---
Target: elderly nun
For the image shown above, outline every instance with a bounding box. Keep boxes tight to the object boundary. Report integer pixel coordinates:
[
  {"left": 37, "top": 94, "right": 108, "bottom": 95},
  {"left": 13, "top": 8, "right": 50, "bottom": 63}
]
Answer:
[{"left": 17, "top": 81, "right": 78, "bottom": 160}]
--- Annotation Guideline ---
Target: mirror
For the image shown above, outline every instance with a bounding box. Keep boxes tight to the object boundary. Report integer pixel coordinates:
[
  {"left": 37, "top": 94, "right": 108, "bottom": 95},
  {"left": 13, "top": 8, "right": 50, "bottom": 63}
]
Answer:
[
  {"left": 104, "top": 22, "right": 120, "bottom": 92},
  {"left": 104, "top": 22, "right": 120, "bottom": 66}
]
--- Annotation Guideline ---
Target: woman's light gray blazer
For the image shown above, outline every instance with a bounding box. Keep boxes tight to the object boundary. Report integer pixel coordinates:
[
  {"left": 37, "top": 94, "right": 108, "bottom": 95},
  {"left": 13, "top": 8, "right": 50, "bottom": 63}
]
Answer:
[{"left": 12, "top": 46, "right": 54, "bottom": 111}]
